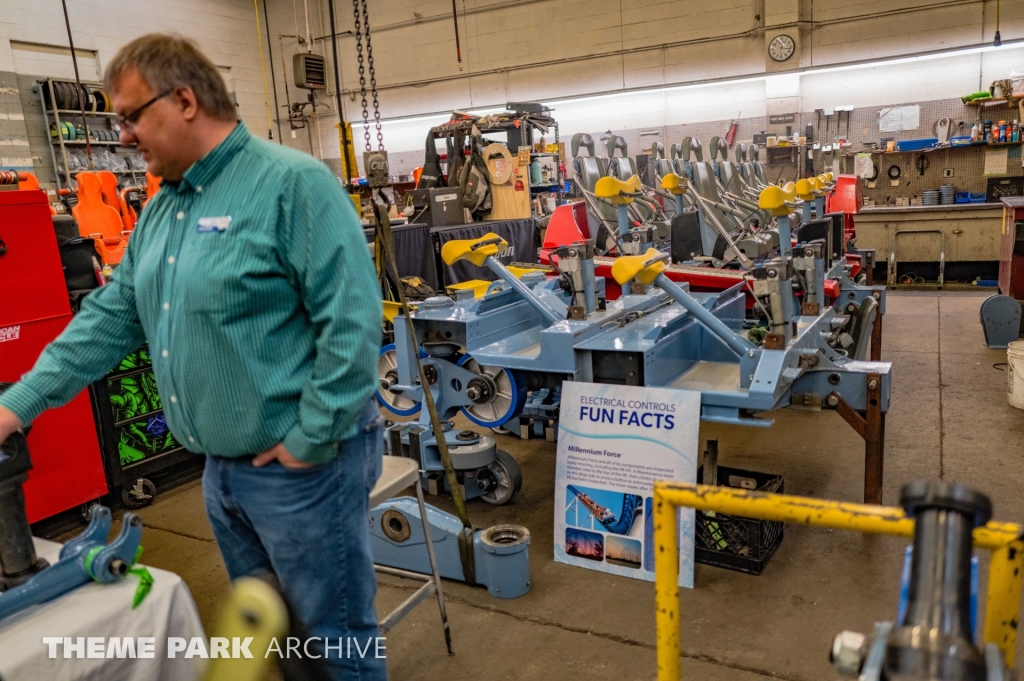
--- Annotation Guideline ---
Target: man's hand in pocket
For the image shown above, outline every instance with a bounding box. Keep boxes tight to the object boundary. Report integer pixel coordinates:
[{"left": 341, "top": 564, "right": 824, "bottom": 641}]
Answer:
[{"left": 252, "top": 442, "right": 313, "bottom": 469}]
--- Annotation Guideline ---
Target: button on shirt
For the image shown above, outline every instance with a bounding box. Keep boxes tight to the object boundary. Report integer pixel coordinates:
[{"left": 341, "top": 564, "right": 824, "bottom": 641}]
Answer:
[{"left": 0, "top": 124, "right": 382, "bottom": 463}]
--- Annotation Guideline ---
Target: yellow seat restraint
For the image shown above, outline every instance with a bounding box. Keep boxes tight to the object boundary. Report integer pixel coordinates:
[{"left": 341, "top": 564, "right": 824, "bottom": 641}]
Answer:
[
  {"left": 611, "top": 248, "right": 667, "bottom": 286},
  {"left": 660, "top": 172, "right": 685, "bottom": 195},
  {"left": 758, "top": 183, "right": 797, "bottom": 217},
  {"left": 794, "top": 178, "right": 815, "bottom": 201},
  {"left": 594, "top": 174, "right": 642, "bottom": 204},
  {"left": 440, "top": 232, "right": 508, "bottom": 266}
]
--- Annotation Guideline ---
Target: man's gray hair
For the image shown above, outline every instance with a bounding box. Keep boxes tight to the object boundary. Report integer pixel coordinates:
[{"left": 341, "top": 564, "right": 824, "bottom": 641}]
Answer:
[{"left": 104, "top": 34, "right": 236, "bottom": 122}]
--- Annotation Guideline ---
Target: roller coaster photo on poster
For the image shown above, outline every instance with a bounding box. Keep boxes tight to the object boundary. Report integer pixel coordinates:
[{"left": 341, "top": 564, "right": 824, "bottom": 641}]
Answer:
[{"left": 553, "top": 381, "right": 700, "bottom": 588}]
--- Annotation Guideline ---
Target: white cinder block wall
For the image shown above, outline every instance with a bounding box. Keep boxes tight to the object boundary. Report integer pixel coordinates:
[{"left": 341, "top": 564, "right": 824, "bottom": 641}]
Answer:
[
  {"left": 4, "top": 0, "right": 1023, "bottom": 181},
  {"left": 0, "top": 0, "right": 269, "bottom": 130},
  {"left": 0, "top": 0, "right": 269, "bottom": 184},
  {"left": 261, "top": 0, "right": 1024, "bottom": 176}
]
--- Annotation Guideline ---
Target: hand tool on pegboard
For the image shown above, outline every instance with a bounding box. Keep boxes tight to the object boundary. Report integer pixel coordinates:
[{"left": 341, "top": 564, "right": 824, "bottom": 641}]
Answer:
[
  {"left": 725, "top": 111, "right": 741, "bottom": 148},
  {"left": 915, "top": 154, "right": 929, "bottom": 176}
]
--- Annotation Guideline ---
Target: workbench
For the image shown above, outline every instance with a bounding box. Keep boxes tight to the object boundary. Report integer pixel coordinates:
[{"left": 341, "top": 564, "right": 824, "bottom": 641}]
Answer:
[{"left": 854, "top": 203, "right": 1003, "bottom": 263}]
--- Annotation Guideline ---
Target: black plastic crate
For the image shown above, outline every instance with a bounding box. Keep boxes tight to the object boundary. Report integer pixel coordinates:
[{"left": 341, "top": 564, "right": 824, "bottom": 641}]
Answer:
[
  {"left": 987, "top": 177, "right": 1024, "bottom": 203},
  {"left": 694, "top": 465, "right": 784, "bottom": 576}
]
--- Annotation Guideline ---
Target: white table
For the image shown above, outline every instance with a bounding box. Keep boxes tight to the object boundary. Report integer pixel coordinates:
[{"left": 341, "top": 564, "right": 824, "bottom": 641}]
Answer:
[{"left": 0, "top": 538, "right": 205, "bottom": 681}]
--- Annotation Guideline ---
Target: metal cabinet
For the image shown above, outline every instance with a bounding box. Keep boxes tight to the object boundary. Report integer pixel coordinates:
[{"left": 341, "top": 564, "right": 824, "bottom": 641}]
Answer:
[{"left": 854, "top": 206, "right": 1003, "bottom": 262}]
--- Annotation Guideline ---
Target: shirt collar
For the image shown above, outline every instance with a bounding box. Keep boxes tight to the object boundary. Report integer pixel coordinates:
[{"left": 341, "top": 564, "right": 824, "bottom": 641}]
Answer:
[{"left": 176, "top": 122, "right": 249, "bottom": 193}]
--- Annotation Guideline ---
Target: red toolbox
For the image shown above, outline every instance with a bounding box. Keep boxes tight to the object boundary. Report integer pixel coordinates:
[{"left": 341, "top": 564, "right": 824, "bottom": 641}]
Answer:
[{"left": 0, "top": 189, "right": 107, "bottom": 522}]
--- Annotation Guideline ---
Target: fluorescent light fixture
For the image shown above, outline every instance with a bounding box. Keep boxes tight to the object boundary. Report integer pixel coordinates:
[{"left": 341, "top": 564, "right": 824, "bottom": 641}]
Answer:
[
  {"left": 542, "top": 74, "right": 766, "bottom": 108},
  {"left": 363, "top": 39, "right": 1024, "bottom": 125},
  {"left": 351, "top": 105, "right": 509, "bottom": 129},
  {"left": 765, "top": 73, "right": 800, "bottom": 98},
  {"left": 800, "top": 39, "right": 1024, "bottom": 78},
  {"left": 351, "top": 113, "right": 448, "bottom": 128}
]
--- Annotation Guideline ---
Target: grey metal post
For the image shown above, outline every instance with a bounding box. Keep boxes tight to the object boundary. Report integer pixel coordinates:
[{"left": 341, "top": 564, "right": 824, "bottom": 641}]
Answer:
[
  {"left": 654, "top": 273, "right": 755, "bottom": 357},
  {"left": 416, "top": 479, "right": 453, "bottom": 655},
  {"left": 581, "top": 257, "right": 597, "bottom": 314},
  {"left": 778, "top": 214, "right": 793, "bottom": 256},
  {"left": 484, "top": 257, "right": 563, "bottom": 326}
]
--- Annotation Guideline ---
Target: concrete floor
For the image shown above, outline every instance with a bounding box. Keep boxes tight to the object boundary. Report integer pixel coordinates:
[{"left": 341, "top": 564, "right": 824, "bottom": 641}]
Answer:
[{"left": 75, "top": 291, "right": 1024, "bottom": 680}]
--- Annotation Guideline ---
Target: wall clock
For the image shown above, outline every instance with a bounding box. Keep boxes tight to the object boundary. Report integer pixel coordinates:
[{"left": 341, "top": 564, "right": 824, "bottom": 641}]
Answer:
[{"left": 769, "top": 34, "right": 796, "bottom": 62}]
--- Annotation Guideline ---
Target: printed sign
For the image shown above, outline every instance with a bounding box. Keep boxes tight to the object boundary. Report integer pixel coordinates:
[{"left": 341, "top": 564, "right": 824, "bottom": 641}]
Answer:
[
  {"left": 878, "top": 105, "right": 920, "bottom": 133},
  {"left": 554, "top": 381, "right": 700, "bottom": 588},
  {"left": 0, "top": 325, "right": 20, "bottom": 343}
]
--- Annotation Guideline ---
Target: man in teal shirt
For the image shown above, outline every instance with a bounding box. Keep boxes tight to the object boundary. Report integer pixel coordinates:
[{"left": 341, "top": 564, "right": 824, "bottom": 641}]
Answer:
[{"left": 0, "top": 35, "right": 386, "bottom": 678}]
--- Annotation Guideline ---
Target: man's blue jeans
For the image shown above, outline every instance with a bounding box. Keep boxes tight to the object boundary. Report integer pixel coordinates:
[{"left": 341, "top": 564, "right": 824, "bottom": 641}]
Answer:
[{"left": 202, "top": 399, "right": 387, "bottom": 680}]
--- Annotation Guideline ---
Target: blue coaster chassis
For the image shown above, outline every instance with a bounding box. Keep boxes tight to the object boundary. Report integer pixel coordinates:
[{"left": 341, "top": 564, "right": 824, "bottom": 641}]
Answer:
[{"left": 379, "top": 227, "right": 892, "bottom": 504}]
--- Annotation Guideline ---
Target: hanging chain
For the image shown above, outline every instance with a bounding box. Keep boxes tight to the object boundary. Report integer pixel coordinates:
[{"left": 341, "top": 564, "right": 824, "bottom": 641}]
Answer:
[
  {"left": 361, "top": 0, "right": 383, "bottom": 150},
  {"left": 352, "top": 0, "right": 383, "bottom": 152},
  {"left": 351, "top": 0, "right": 370, "bottom": 152}
]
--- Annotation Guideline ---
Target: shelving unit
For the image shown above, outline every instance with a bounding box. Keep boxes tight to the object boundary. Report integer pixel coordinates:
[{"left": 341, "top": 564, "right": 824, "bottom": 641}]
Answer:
[
  {"left": 48, "top": 109, "right": 118, "bottom": 118},
  {"left": 529, "top": 151, "right": 564, "bottom": 202},
  {"left": 53, "top": 140, "right": 125, "bottom": 146},
  {"left": 765, "top": 145, "right": 803, "bottom": 166},
  {"left": 862, "top": 141, "right": 1022, "bottom": 156},
  {"left": 423, "top": 108, "right": 562, "bottom": 218},
  {"left": 963, "top": 94, "right": 1024, "bottom": 107},
  {"left": 35, "top": 78, "right": 137, "bottom": 190}
]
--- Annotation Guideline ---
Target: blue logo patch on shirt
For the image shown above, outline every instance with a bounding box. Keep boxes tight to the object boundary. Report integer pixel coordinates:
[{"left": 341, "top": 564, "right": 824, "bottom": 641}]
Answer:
[{"left": 197, "top": 216, "right": 232, "bottom": 233}]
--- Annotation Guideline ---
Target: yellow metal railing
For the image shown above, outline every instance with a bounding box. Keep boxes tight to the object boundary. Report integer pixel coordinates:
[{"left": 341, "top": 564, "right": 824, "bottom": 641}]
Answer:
[{"left": 653, "top": 482, "right": 1024, "bottom": 680}]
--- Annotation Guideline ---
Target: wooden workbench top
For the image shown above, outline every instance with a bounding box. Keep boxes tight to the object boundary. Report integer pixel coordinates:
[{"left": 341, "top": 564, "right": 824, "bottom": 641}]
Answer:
[{"left": 859, "top": 203, "right": 1002, "bottom": 214}]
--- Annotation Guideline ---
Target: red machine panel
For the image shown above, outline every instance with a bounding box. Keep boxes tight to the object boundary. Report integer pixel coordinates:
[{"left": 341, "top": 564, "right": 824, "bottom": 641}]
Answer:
[
  {"left": 999, "top": 197, "right": 1024, "bottom": 300},
  {"left": 0, "top": 189, "right": 108, "bottom": 522},
  {"left": 827, "top": 175, "right": 863, "bottom": 216}
]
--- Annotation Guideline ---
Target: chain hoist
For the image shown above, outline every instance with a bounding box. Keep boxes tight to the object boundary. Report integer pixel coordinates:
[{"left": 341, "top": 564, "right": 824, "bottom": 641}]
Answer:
[
  {"left": 351, "top": 0, "right": 382, "bottom": 153},
  {"left": 350, "top": 0, "right": 476, "bottom": 582}
]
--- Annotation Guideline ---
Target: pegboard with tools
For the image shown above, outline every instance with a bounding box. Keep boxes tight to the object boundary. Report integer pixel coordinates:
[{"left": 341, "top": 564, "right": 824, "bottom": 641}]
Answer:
[
  {"left": 853, "top": 143, "right": 1022, "bottom": 205},
  {"left": 546, "top": 97, "right": 1023, "bottom": 204},
  {"left": 829, "top": 97, "right": 1024, "bottom": 206}
]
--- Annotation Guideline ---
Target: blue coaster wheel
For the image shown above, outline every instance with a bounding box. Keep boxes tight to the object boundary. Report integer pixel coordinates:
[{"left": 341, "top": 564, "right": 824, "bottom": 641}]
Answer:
[
  {"left": 376, "top": 344, "right": 424, "bottom": 416},
  {"left": 456, "top": 354, "right": 526, "bottom": 427}
]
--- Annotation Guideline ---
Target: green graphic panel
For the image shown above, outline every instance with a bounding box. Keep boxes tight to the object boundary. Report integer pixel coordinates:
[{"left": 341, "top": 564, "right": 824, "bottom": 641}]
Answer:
[{"left": 107, "top": 347, "right": 179, "bottom": 467}]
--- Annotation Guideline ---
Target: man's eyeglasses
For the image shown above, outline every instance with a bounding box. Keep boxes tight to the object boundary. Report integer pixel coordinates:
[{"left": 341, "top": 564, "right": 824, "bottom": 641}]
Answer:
[{"left": 116, "top": 89, "right": 173, "bottom": 132}]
